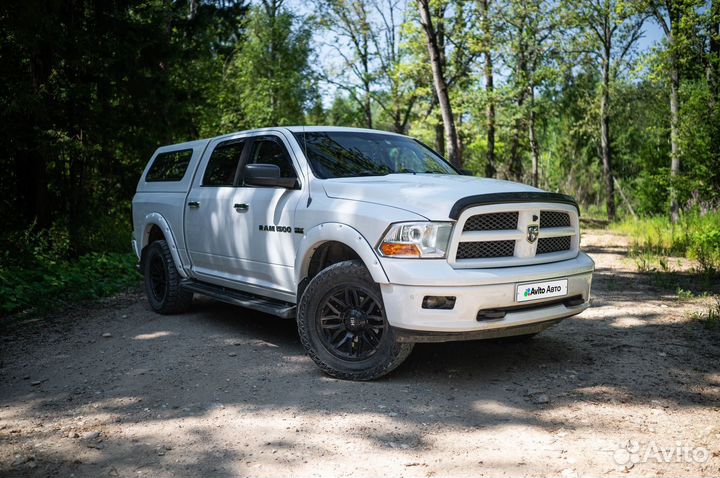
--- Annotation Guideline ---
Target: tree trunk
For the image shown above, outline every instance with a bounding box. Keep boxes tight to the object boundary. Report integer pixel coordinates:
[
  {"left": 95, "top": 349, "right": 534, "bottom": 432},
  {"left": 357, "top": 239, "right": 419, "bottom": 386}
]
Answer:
[
  {"left": 508, "top": 93, "right": 525, "bottom": 182},
  {"left": 29, "top": 44, "right": 52, "bottom": 229},
  {"left": 418, "top": 0, "right": 461, "bottom": 168},
  {"left": 509, "top": 26, "right": 527, "bottom": 183},
  {"left": 485, "top": 57, "right": 496, "bottom": 178},
  {"left": 480, "top": 0, "right": 495, "bottom": 178},
  {"left": 528, "top": 86, "right": 540, "bottom": 188},
  {"left": 601, "top": 50, "right": 616, "bottom": 221},
  {"left": 708, "top": 0, "right": 719, "bottom": 108},
  {"left": 362, "top": 41, "right": 373, "bottom": 128},
  {"left": 265, "top": 0, "right": 278, "bottom": 125},
  {"left": 669, "top": 52, "right": 681, "bottom": 222},
  {"left": 364, "top": 84, "right": 373, "bottom": 129},
  {"left": 435, "top": 116, "right": 445, "bottom": 157}
]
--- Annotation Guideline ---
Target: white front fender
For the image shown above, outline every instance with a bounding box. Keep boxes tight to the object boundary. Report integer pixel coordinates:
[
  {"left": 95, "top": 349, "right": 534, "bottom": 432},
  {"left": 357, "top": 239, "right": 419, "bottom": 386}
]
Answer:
[
  {"left": 141, "top": 212, "right": 188, "bottom": 278},
  {"left": 295, "top": 223, "right": 389, "bottom": 286}
]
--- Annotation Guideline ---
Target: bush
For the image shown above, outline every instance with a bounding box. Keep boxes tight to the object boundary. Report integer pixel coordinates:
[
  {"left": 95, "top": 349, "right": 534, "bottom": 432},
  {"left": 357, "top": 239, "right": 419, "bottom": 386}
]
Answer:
[
  {"left": 0, "top": 217, "right": 141, "bottom": 317},
  {"left": 0, "top": 252, "right": 140, "bottom": 316},
  {"left": 688, "top": 227, "right": 720, "bottom": 275},
  {"left": 613, "top": 211, "right": 720, "bottom": 260}
]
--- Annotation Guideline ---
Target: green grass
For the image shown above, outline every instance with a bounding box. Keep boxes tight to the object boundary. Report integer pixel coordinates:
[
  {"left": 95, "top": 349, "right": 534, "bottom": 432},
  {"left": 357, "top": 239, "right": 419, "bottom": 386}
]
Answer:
[
  {"left": 0, "top": 252, "right": 141, "bottom": 317},
  {"left": 687, "top": 297, "right": 720, "bottom": 330},
  {"left": 612, "top": 212, "right": 720, "bottom": 275}
]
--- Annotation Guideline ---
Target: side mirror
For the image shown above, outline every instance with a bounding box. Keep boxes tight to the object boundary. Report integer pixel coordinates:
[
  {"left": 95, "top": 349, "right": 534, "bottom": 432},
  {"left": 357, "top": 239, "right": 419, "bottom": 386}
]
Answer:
[
  {"left": 244, "top": 164, "right": 297, "bottom": 188},
  {"left": 460, "top": 169, "right": 475, "bottom": 176}
]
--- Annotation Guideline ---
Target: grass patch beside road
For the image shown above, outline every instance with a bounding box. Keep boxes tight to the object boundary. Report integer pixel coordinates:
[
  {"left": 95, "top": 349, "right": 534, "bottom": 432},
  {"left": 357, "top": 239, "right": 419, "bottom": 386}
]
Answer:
[
  {"left": 611, "top": 212, "right": 720, "bottom": 275},
  {"left": 0, "top": 253, "right": 141, "bottom": 317},
  {"left": 610, "top": 212, "right": 720, "bottom": 305},
  {"left": 612, "top": 212, "right": 720, "bottom": 276}
]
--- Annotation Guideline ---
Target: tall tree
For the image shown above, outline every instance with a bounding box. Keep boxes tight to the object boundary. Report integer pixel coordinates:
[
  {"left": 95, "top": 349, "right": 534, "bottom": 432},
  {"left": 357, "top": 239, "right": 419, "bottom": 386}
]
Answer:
[
  {"left": 569, "top": 0, "right": 645, "bottom": 220},
  {"left": 500, "top": 0, "right": 557, "bottom": 185},
  {"left": 317, "top": 0, "right": 375, "bottom": 128},
  {"left": 220, "top": 0, "right": 312, "bottom": 129},
  {"left": 371, "top": 0, "right": 419, "bottom": 133},
  {"left": 645, "top": 0, "right": 703, "bottom": 221},
  {"left": 417, "top": 0, "right": 461, "bottom": 167},
  {"left": 0, "top": 0, "right": 248, "bottom": 253},
  {"left": 710, "top": 1, "right": 720, "bottom": 103},
  {"left": 479, "top": 0, "right": 497, "bottom": 177}
]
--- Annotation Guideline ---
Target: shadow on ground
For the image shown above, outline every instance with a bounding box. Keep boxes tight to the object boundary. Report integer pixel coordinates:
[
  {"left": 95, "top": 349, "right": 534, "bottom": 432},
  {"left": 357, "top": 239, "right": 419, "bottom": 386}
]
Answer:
[{"left": 1, "top": 273, "right": 718, "bottom": 476}]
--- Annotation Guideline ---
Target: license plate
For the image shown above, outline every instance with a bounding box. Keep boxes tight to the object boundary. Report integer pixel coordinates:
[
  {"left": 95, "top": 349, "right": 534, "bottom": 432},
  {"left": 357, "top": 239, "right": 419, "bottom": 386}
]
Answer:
[{"left": 516, "top": 278, "right": 568, "bottom": 302}]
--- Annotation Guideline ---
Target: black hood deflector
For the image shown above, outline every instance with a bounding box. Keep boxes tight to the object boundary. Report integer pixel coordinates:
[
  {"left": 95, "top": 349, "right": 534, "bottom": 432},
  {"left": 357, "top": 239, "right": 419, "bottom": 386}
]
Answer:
[{"left": 449, "top": 192, "right": 579, "bottom": 220}]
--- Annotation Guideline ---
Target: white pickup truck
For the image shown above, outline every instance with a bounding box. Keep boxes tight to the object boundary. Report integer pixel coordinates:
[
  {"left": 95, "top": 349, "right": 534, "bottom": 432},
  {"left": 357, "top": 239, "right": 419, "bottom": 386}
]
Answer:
[{"left": 132, "top": 126, "right": 594, "bottom": 380}]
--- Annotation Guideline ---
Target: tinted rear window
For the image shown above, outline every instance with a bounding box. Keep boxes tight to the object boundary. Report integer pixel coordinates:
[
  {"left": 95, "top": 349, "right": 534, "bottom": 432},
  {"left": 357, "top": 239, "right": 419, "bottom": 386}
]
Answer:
[{"left": 146, "top": 149, "right": 193, "bottom": 182}]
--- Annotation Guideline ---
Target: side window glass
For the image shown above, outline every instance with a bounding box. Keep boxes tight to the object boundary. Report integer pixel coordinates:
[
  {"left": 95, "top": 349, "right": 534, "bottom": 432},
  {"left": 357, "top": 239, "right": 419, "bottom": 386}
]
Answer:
[
  {"left": 146, "top": 149, "right": 193, "bottom": 182},
  {"left": 203, "top": 141, "right": 245, "bottom": 186},
  {"left": 248, "top": 139, "right": 297, "bottom": 179}
]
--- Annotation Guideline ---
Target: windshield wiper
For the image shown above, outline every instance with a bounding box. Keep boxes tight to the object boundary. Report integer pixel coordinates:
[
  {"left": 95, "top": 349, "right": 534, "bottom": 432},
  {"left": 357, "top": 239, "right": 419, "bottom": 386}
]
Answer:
[{"left": 343, "top": 170, "right": 389, "bottom": 178}]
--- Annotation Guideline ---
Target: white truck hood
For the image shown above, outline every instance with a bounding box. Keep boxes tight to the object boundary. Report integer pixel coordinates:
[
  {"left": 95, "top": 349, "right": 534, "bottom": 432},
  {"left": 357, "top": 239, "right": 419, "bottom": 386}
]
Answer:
[{"left": 321, "top": 174, "right": 543, "bottom": 221}]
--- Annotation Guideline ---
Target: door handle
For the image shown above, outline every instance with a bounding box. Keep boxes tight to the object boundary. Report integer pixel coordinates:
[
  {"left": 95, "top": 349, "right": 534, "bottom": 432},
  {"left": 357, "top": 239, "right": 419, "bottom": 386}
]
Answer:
[
  {"left": 234, "top": 203, "right": 249, "bottom": 212},
  {"left": 187, "top": 201, "right": 200, "bottom": 208}
]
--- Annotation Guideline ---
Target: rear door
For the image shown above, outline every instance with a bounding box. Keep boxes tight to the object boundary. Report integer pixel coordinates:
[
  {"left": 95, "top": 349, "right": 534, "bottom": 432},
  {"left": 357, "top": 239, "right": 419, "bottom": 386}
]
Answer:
[{"left": 184, "top": 137, "right": 249, "bottom": 281}]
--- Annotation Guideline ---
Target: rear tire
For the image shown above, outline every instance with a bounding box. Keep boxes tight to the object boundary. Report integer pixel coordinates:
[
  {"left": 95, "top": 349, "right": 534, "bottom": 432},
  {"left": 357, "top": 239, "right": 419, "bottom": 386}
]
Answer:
[
  {"left": 297, "top": 260, "right": 413, "bottom": 380},
  {"left": 142, "top": 240, "right": 193, "bottom": 314}
]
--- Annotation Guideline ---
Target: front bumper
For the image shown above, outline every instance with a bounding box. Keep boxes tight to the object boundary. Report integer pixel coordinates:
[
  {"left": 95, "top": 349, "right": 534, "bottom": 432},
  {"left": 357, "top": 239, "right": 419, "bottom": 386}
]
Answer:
[{"left": 379, "top": 252, "right": 594, "bottom": 341}]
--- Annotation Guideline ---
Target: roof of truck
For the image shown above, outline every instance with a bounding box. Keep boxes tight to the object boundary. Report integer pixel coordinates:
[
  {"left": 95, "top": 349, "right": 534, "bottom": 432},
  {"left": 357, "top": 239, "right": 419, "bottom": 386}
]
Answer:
[
  {"left": 156, "top": 127, "right": 409, "bottom": 152},
  {"left": 211, "top": 126, "right": 407, "bottom": 142}
]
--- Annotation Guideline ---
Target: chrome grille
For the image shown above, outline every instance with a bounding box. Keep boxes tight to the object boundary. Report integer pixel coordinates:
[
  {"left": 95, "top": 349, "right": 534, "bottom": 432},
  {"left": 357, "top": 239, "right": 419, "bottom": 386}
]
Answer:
[
  {"left": 457, "top": 240, "right": 515, "bottom": 259},
  {"left": 463, "top": 212, "right": 518, "bottom": 231},
  {"left": 537, "top": 236, "right": 572, "bottom": 254},
  {"left": 539, "top": 210, "right": 570, "bottom": 228},
  {"left": 449, "top": 203, "right": 579, "bottom": 268}
]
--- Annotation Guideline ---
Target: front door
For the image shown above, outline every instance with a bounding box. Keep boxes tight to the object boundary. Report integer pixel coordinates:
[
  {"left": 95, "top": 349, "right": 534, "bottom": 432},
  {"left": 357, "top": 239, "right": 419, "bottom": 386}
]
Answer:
[{"left": 184, "top": 133, "right": 303, "bottom": 300}]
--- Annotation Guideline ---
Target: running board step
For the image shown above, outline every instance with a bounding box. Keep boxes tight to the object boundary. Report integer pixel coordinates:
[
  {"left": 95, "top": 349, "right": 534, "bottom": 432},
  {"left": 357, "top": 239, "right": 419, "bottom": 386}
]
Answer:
[{"left": 180, "top": 280, "right": 296, "bottom": 319}]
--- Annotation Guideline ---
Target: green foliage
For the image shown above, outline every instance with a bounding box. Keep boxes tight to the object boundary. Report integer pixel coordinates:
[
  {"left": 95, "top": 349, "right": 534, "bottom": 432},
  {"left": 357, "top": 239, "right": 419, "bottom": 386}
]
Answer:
[
  {"left": 676, "top": 287, "right": 696, "bottom": 300},
  {"left": 0, "top": 0, "right": 250, "bottom": 257},
  {"left": 1, "top": 253, "right": 140, "bottom": 316},
  {"left": 687, "top": 297, "right": 720, "bottom": 330},
  {"left": 0, "top": 253, "right": 140, "bottom": 317},
  {"left": 326, "top": 94, "right": 366, "bottom": 127},
  {"left": 0, "top": 0, "right": 719, "bottom": 315},
  {"left": 208, "top": 1, "right": 313, "bottom": 133},
  {"left": 688, "top": 227, "right": 720, "bottom": 275},
  {"left": 0, "top": 222, "right": 140, "bottom": 316},
  {"left": 614, "top": 211, "right": 720, "bottom": 275}
]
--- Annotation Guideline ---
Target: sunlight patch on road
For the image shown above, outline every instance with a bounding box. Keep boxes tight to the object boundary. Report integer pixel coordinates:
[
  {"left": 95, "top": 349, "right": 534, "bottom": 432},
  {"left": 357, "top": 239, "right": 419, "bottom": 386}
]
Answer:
[
  {"left": 609, "top": 316, "right": 647, "bottom": 328},
  {"left": 472, "top": 400, "right": 528, "bottom": 418},
  {"left": 221, "top": 338, "right": 280, "bottom": 347},
  {"left": 133, "top": 331, "right": 175, "bottom": 340}
]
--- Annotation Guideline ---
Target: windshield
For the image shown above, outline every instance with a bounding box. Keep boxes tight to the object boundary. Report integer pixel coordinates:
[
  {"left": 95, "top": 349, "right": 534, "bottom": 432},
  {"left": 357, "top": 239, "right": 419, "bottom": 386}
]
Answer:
[{"left": 293, "top": 131, "right": 458, "bottom": 179}]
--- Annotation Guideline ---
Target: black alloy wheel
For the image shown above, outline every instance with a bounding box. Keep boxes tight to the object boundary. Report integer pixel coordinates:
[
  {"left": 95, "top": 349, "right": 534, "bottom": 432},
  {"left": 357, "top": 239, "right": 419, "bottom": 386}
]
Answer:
[
  {"left": 142, "top": 239, "right": 193, "bottom": 314},
  {"left": 297, "top": 260, "right": 414, "bottom": 380},
  {"left": 316, "top": 285, "right": 388, "bottom": 361}
]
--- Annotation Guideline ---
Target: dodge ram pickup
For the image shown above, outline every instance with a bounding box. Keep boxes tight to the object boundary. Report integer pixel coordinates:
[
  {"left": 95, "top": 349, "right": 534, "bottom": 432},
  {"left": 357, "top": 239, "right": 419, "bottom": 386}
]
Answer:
[{"left": 132, "top": 126, "right": 594, "bottom": 380}]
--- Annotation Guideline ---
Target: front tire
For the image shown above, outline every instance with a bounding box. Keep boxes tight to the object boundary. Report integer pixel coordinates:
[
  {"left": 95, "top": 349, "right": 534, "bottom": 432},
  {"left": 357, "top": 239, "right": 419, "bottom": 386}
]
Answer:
[
  {"left": 297, "top": 260, "right": 413, "bottom": 380},
  {"left": 142, "top": 240, "right": 193, "bottom": 314}
]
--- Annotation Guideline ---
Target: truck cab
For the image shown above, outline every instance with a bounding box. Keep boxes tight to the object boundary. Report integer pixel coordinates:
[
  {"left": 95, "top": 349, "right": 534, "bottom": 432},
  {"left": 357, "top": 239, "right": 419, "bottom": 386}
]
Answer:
[{"left": 132, "top": 126, "right": 594, "bottom": 380}]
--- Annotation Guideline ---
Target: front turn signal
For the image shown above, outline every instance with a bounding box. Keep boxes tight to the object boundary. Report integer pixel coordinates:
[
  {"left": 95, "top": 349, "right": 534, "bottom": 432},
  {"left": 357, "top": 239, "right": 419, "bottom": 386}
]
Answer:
[
  {"left": 377, "top": 222, "right": 453, "bottom": 258},
  {"left": 379, "top": 242, "right": 421, "bottom": 257}
]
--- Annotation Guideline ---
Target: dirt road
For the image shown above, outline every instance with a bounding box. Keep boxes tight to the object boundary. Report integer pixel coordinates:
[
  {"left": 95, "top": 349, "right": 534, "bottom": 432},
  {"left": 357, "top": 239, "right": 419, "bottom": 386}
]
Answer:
[{"left": 1, "top": 230, "right": 719, "bottom": 477}]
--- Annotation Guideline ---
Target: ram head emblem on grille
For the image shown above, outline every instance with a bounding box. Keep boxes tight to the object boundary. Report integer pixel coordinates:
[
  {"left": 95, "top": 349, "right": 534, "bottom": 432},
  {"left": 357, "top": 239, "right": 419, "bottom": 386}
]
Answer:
[{"left": 527, "top": 224, "right": 539, "bottom": 243}]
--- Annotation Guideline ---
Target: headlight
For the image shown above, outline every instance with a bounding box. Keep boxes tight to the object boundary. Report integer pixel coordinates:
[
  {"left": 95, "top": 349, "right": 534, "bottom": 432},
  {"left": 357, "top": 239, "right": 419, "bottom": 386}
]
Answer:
[{"left": 378, "top": 222, "right": 453, "bottom": 258}]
